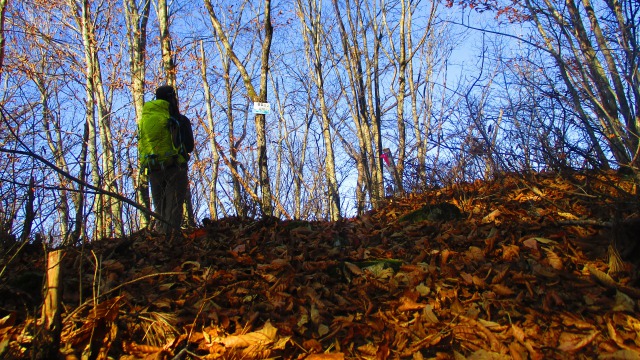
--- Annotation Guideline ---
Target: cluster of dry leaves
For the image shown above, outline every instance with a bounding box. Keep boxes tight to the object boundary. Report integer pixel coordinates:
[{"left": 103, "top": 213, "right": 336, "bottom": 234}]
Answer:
[{"left": 1, "top": 170, "right": 640, "bottom": 359}]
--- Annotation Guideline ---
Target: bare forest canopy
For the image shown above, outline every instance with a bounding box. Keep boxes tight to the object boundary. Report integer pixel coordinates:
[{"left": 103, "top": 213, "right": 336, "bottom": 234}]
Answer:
[{"left": 0, "top": 0, "right": 638, "bottom": 244}]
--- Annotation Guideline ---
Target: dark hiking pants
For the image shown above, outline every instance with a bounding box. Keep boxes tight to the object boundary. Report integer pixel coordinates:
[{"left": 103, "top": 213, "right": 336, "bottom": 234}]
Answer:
[{"left": 149, "top": 163, "right": 189, "bottom": 234}]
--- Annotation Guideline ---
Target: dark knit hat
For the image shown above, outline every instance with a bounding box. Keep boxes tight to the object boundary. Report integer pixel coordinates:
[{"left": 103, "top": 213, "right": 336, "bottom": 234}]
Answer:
[{"left": 155, "top": 85, "right": 176, "bottom": 101}]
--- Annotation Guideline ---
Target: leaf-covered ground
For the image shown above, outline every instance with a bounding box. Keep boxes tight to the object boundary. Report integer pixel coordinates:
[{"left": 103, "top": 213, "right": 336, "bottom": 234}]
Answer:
[{"left": 2, "top": 171, "right": 640, "bottom": 359}]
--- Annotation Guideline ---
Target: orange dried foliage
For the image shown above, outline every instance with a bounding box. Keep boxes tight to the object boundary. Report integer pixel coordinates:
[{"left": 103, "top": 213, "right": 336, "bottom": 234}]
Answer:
[{"left": 1, "top": 171, "right": 639, "bottom": 359}]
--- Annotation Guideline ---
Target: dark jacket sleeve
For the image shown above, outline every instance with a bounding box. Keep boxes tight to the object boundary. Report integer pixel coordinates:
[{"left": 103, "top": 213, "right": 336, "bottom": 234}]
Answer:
[{"left": 179, "top": 115, "right": 195, "bottom": 154}]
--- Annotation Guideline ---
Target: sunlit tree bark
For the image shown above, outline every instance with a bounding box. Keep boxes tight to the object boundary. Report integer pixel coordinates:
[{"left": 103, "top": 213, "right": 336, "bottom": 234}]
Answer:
[
  {"left": 156, "top": 0, "right": 175, "bottom": 86},
  {"left": 156, "top": 0, "right": 196, "bottom": 226},
  {"left": 362, "top": 1, "right": 385, "bottom": 204},
  {"left": 297, "top": 0, "right": 341, "bottom": 220},
  {"left": 199, "top": 40, "right": 221, "bottom": 220},
  {"left": 380, "top": 0, "right": 437, "bottom": 191},
  {"left": 0, "top": 0, "right": 8, "bottom": 80},
  {"left": 68, "top": 0, "right": 123, "bottom": 238},
  {"left": 124, "top": 0, "right": 151, "bottom": 228},
  {"left": 205, "top": 0, "right": 274, "bottom": 216},
  {"left": 331, "top": 0, "right": 374, "bottom": 213},
  {"left": 503, "top": 0, "right": 640, "bottom": 169},
  {"left": 36, "top": 78, "right": 71, "bottom": 241},
  {"left": 211, "top": 29, "right": 247, "bottom": 216}
]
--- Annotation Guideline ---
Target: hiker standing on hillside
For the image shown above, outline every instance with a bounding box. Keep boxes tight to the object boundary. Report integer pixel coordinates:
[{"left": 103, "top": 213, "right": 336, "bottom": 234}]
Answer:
[{"left": 138, "top": 85, "right": 195, "bottom": 234}]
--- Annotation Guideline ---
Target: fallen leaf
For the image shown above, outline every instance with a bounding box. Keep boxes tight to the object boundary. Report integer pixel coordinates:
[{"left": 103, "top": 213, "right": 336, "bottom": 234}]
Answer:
[
  {"left": 491, "top": 284, "right": 514, "bottom": 296},
  {"left": 217, "top": 321, "right": 278, "bottom": 348},
  {"left": 598, "top": 349, "right": 640, "bottom": 359},
  {"left": 557, "top": 330, "right": 599, "bottom": 352},
  {"left": 306, "top": 354, "right": 345, "bottom": 360},
  {"left": 467, "top": 349, "right": 510, "bottom": 359},
  {"left": 344, "top": 262, "right": 363, "bottom": 275},
  {"left": 544, "top": 248, "right": 564, "bottom": 270},
  {"left": 398, "top": 297, "right": 427, "bottom": 312},
  {"left": 303, "top": 338, "right": 323, "bottom": 353},
  {"left": 502, "top": 244, "right": 520, "bottom": 261},
  {"left": 482, "top": 209, "right": 502, "bottom": 224}
]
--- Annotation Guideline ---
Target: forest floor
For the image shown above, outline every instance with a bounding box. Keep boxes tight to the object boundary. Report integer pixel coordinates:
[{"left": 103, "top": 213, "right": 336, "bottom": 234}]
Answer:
[{"left": 2, "top": 170, "right": 640, "bottom": 360}]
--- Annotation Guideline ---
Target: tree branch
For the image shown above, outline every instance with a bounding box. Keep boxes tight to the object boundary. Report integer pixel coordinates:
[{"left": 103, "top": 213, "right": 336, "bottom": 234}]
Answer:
[{"left": 0, "top": 147, "right": 166, "bottom": 226}]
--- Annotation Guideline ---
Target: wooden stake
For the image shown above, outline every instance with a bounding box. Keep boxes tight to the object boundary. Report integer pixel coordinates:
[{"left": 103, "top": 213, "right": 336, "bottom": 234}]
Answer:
[{"left": 42, "top": 249, "right": 62, "bottom": 334}]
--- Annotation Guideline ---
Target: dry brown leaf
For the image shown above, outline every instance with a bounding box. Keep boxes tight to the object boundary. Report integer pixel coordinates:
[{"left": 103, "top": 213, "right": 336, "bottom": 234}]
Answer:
[
  {"left": 587, "top": 264, "right": 618, "bottom": 288},
  {"left": 511, "top": 324, "right": 525, "bottom": 342},
  {"left": 306, "top": 354, "right": 345, "bottom": 360},
  {"left": 102, "top": 259, "right": 126, "bottom": 273},
  {"left": 303, "top": 338, "right": 323, "bottom": 353},
  {"left": 482, "top": 209, "right": 502, "bottom": 224},
  {"left": 560, "top": 313, "right": 594, "bottom": 330},
  {"left": 421, "top": 305, "right": 439, "bottom": 323},
  {"left": 598, "top": 349, "right": 640, "bottom": 359},
  {"left": 441, "top": 249, "right": 454, "bottom": 264},
  {"left": 608, "top": 315, "right": 640, "bottom": 352},
  {"left": 397, "top": 297, "right": 427, "bottom": 312},
  {"left": 461, "top": 272, "right": 474, "bottom": 285},
  {"left": 557, "top": 330, "right": 599, "bottom": 352},
  {"left": 467, "top": 349, "right": 510, "bottom": 359},
  {"left": 357, "top": 343, "right": 378, "bottom": 356},
  {"left": 122, "top": 341, "right": 165, "bottom": 357},
  {"left": 491, "top": 284, "right": 514, "bottom": 296},
  {"left": 344, "top": 262, "right": 363, "bottom": 275},
  {"left": 522, "top": 238, "right": 540, "bottom": 251},
  {"left": 501, "top": 244, "right": 520, "bottom": 261},
  {"left": 0, "top": 313, "right": 16, "bottom": 339},
  {"left": 508, "top": 342, "right": 527, "bottom": 360},
  {"left": 216, "top": 321, "right": 277, "bottom": 349},
  {"left": 465, "top": 246, "right": 485, "bottom": 262},
  {"left": 472, "top": 274, "right": 486, "bottom": 288},
  {"left": 544, "top": 248, "right": 564, "bottom": 270},
  {"left": 622, "top": 314, "right": 640, "bottom": 333},
  {"left": 491, "top": 266, "right": 510, "bottom": 284},
  {"left": 557, "top": 212, "right": 579, "bottom": 220}
]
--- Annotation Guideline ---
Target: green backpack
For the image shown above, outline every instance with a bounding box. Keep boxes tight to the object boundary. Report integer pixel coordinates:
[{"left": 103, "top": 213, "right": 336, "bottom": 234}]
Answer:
[{"left": 138, "top": 99, "right": 186, "bottom": 170}]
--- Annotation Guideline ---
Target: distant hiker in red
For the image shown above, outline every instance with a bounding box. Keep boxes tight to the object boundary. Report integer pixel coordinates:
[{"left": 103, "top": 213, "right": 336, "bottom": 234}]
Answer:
[{"left": 138, "top": 85, "right": 195, "bottom": 234}]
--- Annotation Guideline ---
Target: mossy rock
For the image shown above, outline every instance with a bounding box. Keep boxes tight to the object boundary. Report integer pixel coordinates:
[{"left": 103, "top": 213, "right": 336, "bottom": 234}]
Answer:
[{"left": 399, "top": 202, "right": 462, "bottom": 223}]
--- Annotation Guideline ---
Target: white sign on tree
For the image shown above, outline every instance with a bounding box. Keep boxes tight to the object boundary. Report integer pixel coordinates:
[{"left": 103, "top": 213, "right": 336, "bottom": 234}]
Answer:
[{"left": 253, "top": 102, "right": 271, "bottom": 115}]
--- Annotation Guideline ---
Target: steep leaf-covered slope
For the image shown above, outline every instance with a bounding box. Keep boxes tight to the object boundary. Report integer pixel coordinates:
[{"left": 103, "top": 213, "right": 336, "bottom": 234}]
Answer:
[{"left": 1, "top": 171, "right": 639, "bottom": 359}]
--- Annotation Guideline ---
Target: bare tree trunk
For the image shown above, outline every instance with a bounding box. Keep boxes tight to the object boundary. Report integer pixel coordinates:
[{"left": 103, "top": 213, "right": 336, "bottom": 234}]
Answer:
[
  {"left": 72, "top": 121, "right": 89, "bottom": 243},
  {"left": 274, "top": 109, "right": 284, "bottom": 218},
  {"left": 205, "top": 0, "right": 274, "bottom": 217},
  {"left": 290, "top": 118, "right": 310, "bottom": 219},
  {"left": 380, "top": 0, "right": 434, "bottom": 192},
  {"left": 256, "top": 0, "right": 274, "bottom": 217},
  {"left": 363, "top": 3, "right": 385, "bottom": 205},
  {"left": 124, "top": 0, "right": 151, "bottom": 228},
  {"left": 41, "top": 249, "right": 63, "bottom": 357},
  {"left": 332, "top": 0, "right": 374, "bottom": 211},
  {"left": 156, "top": 0, "right": 195, "bottom": 226},
  {"left": 0, "top": 0, "right": 8, "bottom": 80},
  {"left": 404, "top": 1, "right": 439, "bottom": 188},
  {"left": 37, "top": 78, "right": 71, "bottom": 239},
  {"left": 394, "top": 0, "right": 407, "bottom": 190},
  {"left": 69, "top": 0, "right": 122, "bottom": 238},
  {"left": 199, "top": 40, "right": 221, "bottom": 220},
  {"left": 156, "top": 0, "right": 176, "bottom": 86},
  {"left": 69, "top": 0, "right": 103, "bottom": 239},
  {"left": 524, "top": 0, "right": 636, "bottom": 168},
  {"left": 297, "top": 0, "right": 341, "bottom": 220},
  {"left": 211, "top": 34, "right": 247, "bottom": 216},
  {"left": 93, "top": 56, "right": 122, "bottom": 236},
  {"left": 20, "top": 177, "right": 35, "bottom": 243}
]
